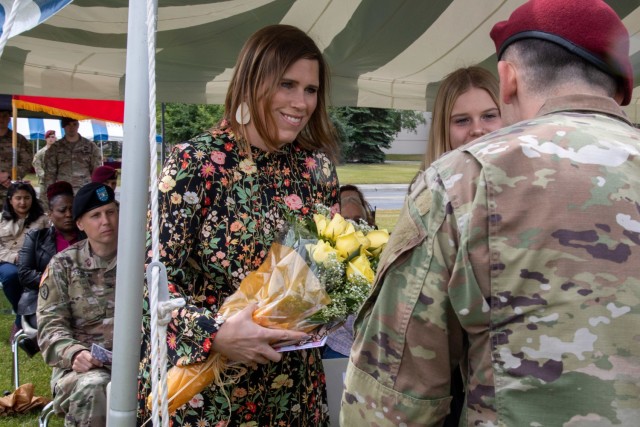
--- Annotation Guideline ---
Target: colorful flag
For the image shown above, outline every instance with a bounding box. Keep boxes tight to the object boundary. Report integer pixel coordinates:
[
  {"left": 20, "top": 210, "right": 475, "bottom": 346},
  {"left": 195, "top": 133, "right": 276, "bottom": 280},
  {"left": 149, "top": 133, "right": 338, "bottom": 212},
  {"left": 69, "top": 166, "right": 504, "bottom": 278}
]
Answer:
[{"left": 0, "top": 0, "right": 72, "bottom": 38}]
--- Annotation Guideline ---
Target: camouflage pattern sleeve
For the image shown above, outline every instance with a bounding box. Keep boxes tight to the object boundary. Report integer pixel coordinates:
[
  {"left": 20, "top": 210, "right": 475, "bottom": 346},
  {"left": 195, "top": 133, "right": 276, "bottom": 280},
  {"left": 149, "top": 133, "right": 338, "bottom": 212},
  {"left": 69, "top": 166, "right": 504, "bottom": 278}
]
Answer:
[
  {"left": 33, "top": 147, "right": 47, "bottom": 180},
  {"left": 37, "top": 254, "right": 88, "bottom": 370},
  {"left": 90, "top": 141, "right": 101, "bottom": 172},
  {"left": 342, "top": 168, "right": 472, "bottom": 426},
  {"left": 42, "top": 142, "right": 58, "bottom": 192},
  {"left": 17, "top": 133, "right": 32, "bottom": 179}
]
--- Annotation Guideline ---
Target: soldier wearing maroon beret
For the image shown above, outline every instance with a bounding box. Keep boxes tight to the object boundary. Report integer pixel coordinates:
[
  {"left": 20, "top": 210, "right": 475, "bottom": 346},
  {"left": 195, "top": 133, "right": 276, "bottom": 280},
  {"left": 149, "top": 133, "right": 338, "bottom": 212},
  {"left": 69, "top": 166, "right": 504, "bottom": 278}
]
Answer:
[{"left": 342, "top": 1, "right": 640, "bottom": 426}]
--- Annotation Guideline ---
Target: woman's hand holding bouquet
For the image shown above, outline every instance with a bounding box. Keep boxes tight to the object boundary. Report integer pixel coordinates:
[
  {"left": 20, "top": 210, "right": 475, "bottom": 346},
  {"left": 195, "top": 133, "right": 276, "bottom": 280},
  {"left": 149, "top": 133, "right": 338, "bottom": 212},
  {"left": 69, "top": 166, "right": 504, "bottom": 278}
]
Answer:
[{"left": 156, "top": 205, "right": 389, "bottom": 414}]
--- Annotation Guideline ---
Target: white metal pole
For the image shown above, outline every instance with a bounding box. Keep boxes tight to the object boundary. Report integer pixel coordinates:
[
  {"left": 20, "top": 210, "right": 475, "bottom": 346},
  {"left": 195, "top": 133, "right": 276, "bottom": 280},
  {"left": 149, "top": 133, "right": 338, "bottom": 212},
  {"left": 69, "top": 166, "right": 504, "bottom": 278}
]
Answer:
[{"left": 107, "top": 0, "right": 152, "bottom": 425}]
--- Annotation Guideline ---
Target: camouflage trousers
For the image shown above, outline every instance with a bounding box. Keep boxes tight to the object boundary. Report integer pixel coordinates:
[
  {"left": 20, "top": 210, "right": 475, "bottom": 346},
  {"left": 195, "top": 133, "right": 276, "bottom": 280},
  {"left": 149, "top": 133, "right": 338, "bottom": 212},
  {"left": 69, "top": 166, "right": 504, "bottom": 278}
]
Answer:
[{"left": 53, "top": 368, "right": 110, "bottom": 427}]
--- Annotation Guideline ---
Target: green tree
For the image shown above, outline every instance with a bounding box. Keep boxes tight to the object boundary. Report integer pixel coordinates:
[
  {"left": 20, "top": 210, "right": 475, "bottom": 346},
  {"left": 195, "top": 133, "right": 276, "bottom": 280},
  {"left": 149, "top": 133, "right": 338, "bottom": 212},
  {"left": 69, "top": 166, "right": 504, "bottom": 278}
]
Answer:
[
  {"left": 330, "top": 107, "right": 424, "bottom": 163},
  {"left": 158, "top": 103, "right": 224, "bottom": 147}
]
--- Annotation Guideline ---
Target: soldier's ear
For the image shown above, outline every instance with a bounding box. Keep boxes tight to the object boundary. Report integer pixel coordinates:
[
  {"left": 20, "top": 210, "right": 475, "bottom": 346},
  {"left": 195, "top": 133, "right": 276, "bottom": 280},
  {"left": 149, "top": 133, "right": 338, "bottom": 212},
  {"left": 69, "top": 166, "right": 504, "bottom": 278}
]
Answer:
[{"left": 497, "top": 60, "right": 517, "bottom": 105}]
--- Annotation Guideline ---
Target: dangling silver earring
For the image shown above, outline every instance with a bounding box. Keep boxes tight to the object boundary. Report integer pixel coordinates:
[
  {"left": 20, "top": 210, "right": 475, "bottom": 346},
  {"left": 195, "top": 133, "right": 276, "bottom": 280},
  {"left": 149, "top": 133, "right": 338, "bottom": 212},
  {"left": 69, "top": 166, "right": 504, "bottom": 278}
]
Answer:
[{"left": 235, "top": 102, "right": 250, "bottom": 125}]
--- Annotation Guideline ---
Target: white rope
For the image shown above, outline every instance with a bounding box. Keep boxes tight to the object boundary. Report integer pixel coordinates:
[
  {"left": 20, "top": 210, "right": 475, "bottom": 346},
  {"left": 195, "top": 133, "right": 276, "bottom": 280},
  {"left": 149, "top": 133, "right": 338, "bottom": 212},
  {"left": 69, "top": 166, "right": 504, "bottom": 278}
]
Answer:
[
  {"left": 0, "top": 0, "right": 24, "bottom": 60},
  {"left": 144, "top": 0, "right": 185, "bottom": 425}
]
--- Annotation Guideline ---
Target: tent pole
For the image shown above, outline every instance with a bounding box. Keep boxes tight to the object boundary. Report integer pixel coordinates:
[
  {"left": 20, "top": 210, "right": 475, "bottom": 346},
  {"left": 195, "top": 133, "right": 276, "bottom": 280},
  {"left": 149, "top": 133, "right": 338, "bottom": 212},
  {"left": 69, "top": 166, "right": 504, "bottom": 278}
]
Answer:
[
  {"left": 11, "top": 100, "right": 17, "bottom": 180},
  {"left": 107, "top": 0, "right": 151, "bottom": 425}
]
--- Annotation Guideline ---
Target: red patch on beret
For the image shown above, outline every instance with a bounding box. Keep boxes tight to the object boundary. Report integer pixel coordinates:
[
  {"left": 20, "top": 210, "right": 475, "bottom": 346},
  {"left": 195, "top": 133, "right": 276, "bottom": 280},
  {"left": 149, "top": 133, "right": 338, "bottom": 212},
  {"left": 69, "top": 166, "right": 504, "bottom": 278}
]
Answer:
[{"left": 490, "top": 0, "right": 632, "bottom": 105}]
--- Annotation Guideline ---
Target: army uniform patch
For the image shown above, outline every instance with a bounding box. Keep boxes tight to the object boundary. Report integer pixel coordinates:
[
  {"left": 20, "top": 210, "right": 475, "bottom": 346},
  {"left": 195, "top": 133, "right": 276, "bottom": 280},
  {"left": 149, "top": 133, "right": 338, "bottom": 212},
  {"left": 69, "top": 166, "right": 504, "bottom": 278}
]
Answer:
[
  {"left": 40, "top": 283, "right": 49, "bottom": 300},
  {"left": 96, "top": 186, "right": 109, "bottom": 201}
]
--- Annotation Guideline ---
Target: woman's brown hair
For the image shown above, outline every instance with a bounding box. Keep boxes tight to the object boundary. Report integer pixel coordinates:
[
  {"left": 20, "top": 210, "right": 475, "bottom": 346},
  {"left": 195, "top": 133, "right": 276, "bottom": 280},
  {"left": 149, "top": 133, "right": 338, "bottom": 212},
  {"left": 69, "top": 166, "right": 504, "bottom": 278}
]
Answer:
[{"left": 224, "top": 24, "right": 339, "bottom": 162}]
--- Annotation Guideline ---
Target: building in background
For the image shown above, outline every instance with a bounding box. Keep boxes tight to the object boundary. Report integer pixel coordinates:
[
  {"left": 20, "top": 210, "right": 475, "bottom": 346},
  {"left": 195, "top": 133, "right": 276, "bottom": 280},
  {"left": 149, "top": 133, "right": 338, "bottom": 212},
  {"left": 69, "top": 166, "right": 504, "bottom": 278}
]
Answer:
[{"left": 383, "top": 112, "right": 431, "bottom": 156}]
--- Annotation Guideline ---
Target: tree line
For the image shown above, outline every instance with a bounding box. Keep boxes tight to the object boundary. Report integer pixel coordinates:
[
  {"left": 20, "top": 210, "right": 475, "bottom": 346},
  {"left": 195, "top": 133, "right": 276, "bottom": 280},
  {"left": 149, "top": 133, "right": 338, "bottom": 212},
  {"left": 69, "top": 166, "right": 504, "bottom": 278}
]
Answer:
[{"left": 158, "top": 103, "right": 425, "bottom": 164}]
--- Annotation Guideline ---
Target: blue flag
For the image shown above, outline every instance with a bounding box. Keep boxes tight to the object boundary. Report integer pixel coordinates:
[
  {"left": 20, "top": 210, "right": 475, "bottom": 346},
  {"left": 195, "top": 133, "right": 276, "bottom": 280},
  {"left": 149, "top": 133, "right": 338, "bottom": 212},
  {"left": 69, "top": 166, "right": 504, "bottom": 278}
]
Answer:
[{"left": 0, "top": 0, "right": 72, "bottom": 38}]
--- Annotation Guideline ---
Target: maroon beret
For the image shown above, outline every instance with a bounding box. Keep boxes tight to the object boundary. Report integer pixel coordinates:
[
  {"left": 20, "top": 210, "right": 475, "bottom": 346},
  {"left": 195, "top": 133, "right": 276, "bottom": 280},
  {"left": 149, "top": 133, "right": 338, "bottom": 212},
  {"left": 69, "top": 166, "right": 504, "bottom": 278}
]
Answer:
[
  {"left": 45, "top": 130, "right": 56, "bottom": 138},
  {"left": 490, "top": 0, "right": 633, "bottom": 105},
  {"left": 46, "top": 181, "right": 73, "bottom": 202},
  {"left": 91, "top": 166, "right": 117, "bottom": 183}
]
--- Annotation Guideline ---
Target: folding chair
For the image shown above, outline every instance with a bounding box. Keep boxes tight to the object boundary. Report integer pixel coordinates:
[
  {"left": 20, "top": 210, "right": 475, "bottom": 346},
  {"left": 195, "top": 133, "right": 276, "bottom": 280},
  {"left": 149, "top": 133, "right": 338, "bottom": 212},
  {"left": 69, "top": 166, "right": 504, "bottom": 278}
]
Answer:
[{"left": 11, "top": 314, "right": 39, "bottom": 390}]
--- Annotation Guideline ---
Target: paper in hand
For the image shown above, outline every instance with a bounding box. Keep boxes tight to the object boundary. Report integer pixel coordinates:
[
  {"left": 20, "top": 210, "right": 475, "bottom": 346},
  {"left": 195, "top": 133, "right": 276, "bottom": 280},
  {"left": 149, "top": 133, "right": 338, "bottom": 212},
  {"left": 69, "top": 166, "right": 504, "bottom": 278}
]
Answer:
[
  {"left": 91, "top": 343, "right": 113, "bottom": 364},
  {"left": 275, "top": 335, "right": 327, "bottom": 353}
]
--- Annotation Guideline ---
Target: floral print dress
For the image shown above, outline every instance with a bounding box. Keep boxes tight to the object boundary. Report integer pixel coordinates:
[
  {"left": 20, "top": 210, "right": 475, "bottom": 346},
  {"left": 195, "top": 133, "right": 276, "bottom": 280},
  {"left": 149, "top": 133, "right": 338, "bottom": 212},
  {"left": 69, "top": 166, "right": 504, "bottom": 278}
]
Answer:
[{"left": 137, "top": 127, "right": 339, "bottom": 427}]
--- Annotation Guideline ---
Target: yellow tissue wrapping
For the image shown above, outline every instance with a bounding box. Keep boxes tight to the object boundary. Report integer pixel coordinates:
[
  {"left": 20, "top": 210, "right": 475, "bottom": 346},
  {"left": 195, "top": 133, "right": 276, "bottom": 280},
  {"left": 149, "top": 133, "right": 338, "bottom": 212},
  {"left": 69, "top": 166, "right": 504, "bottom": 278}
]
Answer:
[{"left": 149, "top": 242, "right": 331, "bottom": 414}]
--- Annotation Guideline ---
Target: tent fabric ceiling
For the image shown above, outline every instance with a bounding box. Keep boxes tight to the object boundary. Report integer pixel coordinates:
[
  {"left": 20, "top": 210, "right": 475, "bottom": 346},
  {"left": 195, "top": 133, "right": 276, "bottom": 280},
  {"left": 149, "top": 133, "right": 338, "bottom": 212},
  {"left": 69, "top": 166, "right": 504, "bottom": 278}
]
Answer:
[{"left": 1, "top": 0, "right": 640, "bottom": 120}]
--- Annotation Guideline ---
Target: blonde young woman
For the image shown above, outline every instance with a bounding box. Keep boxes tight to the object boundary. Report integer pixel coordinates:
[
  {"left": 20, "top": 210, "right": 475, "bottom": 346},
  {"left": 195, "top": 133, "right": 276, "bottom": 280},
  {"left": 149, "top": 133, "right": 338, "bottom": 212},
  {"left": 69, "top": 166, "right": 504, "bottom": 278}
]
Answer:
[{"left": 422, "top": 66, "right": 502, "bottom": 170}]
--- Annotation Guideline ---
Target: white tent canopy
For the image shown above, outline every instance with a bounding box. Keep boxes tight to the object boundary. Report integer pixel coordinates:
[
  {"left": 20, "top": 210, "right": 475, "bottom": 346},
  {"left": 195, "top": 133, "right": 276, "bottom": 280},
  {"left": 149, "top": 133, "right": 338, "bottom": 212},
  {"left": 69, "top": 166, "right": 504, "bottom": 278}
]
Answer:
[{"left": 1, "top": 0, "right": 640, "bottom": 120}]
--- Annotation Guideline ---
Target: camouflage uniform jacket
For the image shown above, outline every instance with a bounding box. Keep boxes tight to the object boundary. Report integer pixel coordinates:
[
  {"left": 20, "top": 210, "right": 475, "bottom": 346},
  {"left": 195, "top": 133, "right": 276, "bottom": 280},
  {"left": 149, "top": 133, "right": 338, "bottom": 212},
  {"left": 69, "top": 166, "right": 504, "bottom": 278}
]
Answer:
[
  {"left": 43, "top": 135, "right": 101, "bottom": 193},
  {"left": 37, "top": 239, "right": 116, "bottom": 386},
  {"left": 342, "top": 94, "right": 640, "bottom": 427},
  {"left": 32, "top": 145, "right": 49, "bottom": 181},
  {"left": 0, "top": 130, "right": 32, "bottom": 206}
]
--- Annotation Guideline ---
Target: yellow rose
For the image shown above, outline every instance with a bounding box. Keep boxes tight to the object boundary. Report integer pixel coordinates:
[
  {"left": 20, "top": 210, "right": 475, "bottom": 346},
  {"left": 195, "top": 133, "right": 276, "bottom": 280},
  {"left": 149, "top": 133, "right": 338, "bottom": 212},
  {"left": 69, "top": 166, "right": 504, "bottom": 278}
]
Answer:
[
  {"left": 307, "top": 240, "right": 339, "bottom": 264},
  {"left": 343, "top": 222, "right": 356, "bottom": 236},
  {"left": 366, "top": 229, "right": 390, "bottom": 256},
  {"left": 324, "top": 213, "right": 349, "bottom": 240},
  {"left": 347, "top": 254, "right": 375, "bottom": 284},
  {"left": 335, "top": 232, "right": 363, "bottom": 260},
  {"left": 313, "top": 214, "right": 329, "bottom": 237}
]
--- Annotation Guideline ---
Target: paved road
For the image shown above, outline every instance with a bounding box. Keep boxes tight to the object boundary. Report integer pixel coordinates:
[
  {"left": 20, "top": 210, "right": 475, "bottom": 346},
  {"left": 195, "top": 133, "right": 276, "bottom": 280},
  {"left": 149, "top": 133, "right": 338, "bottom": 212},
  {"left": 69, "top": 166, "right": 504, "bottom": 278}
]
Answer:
[{"left": 358, "top": 184, "right": 408, "bottom": 211}]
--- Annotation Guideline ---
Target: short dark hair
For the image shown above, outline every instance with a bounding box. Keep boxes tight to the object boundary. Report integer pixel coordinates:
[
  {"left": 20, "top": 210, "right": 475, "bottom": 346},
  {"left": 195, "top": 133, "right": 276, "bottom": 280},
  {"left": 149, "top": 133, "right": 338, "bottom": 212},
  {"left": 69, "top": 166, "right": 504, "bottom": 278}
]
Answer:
[{"left": 504, "top": 39, "right": 617, "bottom": 99}]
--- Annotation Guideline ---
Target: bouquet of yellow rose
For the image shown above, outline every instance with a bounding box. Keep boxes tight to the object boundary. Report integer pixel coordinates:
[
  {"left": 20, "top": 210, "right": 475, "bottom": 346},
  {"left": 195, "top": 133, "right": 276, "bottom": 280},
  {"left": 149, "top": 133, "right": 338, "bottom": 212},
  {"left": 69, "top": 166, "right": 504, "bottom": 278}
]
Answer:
[{"left": 155, "top": 205, "right": 389, "bottom": 414}]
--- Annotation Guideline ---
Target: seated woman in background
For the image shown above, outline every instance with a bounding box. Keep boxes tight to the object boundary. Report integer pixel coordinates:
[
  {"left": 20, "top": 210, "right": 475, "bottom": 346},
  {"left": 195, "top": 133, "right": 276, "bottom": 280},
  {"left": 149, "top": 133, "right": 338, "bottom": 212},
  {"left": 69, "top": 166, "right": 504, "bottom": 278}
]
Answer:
[
  {"left": 339, "top": 184, "right": 375, "bottom": 226},
  {"left": 0, "top": 181, "right": 48, "bottom": 339},
  {"left": 16, "top": 181, "right": 83, "bottom": 356},
  {"left": 323, "top": 184, "right": 376, "bottom": 359}
]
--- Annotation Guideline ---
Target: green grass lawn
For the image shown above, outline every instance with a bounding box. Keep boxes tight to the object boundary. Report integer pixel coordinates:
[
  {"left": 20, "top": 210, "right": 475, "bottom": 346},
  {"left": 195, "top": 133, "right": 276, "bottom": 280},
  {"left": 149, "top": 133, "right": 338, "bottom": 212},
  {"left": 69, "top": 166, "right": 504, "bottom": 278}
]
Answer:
[
  {"left": 0, "top": 299, "right": 63, "bottom": 426},
  {"left": 336, "top": 161, "right": 419, "bottom": 185}
]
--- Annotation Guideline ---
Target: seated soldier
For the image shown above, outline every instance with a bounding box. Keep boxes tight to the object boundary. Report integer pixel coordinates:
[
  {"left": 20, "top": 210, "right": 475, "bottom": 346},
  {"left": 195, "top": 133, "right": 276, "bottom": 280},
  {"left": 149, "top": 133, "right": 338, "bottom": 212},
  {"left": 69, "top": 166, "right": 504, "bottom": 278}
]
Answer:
[{"left": 37, "top": 182, "right": 119, "bottom": 427}]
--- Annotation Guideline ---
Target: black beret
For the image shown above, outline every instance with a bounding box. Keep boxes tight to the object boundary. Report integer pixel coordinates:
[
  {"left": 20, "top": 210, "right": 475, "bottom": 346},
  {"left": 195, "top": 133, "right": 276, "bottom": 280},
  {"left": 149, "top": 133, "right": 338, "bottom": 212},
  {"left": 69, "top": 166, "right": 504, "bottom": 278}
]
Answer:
[
  {"left": 73, "top": 182, "right": 115, "bottom": 220},
  {"left": 490, "top": 0, "right": 633, "bottom": 105}
]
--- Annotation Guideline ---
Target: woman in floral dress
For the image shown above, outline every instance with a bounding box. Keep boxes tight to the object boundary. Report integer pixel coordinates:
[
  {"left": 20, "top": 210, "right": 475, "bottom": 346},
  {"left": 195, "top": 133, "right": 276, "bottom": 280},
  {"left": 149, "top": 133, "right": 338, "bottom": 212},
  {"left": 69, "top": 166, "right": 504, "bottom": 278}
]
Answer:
[{"left": 137, "top": 25, "right": 340, "bottom": 426}]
